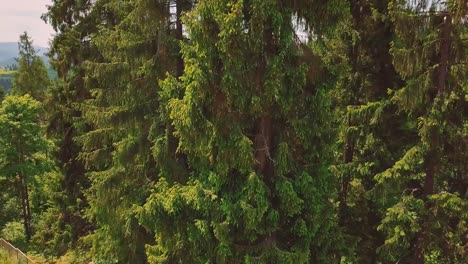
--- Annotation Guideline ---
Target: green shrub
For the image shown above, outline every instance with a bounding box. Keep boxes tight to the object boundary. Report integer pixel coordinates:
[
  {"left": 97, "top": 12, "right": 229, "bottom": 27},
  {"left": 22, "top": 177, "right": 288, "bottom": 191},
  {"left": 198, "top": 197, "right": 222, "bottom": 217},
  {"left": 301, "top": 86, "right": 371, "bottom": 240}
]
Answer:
[{"left": 1, "top": 221, "right": 27, "bottom": 250}]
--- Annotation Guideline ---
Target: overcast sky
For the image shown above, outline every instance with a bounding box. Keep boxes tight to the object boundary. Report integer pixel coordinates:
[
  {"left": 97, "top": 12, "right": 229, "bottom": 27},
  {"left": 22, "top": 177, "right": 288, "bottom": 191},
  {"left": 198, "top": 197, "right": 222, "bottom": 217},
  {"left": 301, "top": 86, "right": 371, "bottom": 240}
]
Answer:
[{"left": 0, "top": 0, "right": 54, "bottom": 47}]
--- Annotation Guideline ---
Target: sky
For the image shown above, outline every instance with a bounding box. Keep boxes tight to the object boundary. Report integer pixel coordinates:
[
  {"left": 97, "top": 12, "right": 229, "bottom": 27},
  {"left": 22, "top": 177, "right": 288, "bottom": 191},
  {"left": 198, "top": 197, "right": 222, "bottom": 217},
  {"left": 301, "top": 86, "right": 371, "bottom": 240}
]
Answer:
[{"left": 0, "top": 0, "right": 54, "bottom": 47}]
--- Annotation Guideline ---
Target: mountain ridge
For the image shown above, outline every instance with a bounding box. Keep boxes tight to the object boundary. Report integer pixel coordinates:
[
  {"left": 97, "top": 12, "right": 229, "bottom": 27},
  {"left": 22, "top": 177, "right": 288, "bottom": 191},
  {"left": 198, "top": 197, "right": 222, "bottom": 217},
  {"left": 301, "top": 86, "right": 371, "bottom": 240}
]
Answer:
[{"left": 0, "top": 42, "right": 49, "bottom": 67}]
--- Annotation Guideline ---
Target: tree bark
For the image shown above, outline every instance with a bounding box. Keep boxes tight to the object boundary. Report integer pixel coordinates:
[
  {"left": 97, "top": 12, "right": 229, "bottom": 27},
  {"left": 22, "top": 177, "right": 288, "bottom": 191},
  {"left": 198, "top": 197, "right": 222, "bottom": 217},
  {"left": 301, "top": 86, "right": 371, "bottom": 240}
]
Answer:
[
  {"left": 24, "top": 177, "right": 32, "bottom": 240},
  {"left": 414, "top": 14, "right": 451, "bottom": 264},
  {"left": 176, "top": 0, "right": 185, "bottom": 77},
  {"left": 18, "top": 174, "right": 31, "bottom": 240},
  {"left": 436, "top": 15, "right": 451, "bottom": 97},
  {"left": 253, "top": 21, "right": 275, "bottom": 183},
  {"left": 254, "top": 115, "right": 274, "bottom": 182},
  {"left": 339, "top": 115, "right": 354, "bottom": 226}
]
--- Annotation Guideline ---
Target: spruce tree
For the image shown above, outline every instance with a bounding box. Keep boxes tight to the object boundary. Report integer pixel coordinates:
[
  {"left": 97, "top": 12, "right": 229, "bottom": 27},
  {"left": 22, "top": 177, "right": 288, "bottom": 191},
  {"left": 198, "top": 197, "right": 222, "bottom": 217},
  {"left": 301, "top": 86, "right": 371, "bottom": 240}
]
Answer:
[
  {"left": 36, "top": 0, "right": 99, "bottom": 257},
  {"left": 326, "top": 0, "right": 412, "bottom": 262},
  {"left": 375, "top": 0, "right": 467, "bottom": 262},
  {"left": 12, "top": 32, "right": 50, "bottom": 101},
  {"left": 139, "top": 0, "right": 346, "bottom": 262},
  {"left": 20, "top": 0, "right": 467, "bottom": 262},
  {"left": 77, "top": 0, "right": 193, "bottom": 262}
]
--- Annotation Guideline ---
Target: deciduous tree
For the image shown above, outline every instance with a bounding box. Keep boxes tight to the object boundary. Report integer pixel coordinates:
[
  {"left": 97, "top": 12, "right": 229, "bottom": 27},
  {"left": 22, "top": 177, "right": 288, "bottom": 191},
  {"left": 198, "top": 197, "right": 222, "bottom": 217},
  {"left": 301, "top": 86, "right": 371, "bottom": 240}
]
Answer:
[{"left": 0, "top": 95, "right": 52, "bottom": 240}]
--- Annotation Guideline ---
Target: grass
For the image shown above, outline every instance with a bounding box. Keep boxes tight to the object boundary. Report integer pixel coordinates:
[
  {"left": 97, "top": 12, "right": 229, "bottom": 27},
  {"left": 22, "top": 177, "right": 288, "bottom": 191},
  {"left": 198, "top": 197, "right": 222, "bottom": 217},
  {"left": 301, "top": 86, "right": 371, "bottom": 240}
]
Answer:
[
  {"left": 0, "top": 248, "right": 13, "bottom": 264},
  {"left": 0, "top": 69, "right": 15, "bottom": 76},
  {"left": 0, "top": 248, "right": 36, "bottom": 264}
]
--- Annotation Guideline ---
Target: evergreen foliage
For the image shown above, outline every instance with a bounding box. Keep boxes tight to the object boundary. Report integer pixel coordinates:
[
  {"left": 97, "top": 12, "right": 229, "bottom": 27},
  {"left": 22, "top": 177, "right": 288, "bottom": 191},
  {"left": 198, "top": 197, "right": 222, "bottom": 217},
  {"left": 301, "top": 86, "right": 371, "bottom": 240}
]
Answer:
[
  {"left": 31, "top": 0, "right": 103, "bottom": 258},
  {"left": 75, "top": 0, "right": 192, "bottom": 262},
  {"left": 375, "top": 0, "right": 468, "bottom": 262},
  {"left": 325, "top": 0, "right": 413, "bottom": 262},
  {"left": 139, "top": 0, "right": 345, "bottom": 262},
  {"left": 11, "top": 33, "right": 50, "bottom": 101},
  {"left": 0, "top": 0, "right": 466, "bottom": 263}
]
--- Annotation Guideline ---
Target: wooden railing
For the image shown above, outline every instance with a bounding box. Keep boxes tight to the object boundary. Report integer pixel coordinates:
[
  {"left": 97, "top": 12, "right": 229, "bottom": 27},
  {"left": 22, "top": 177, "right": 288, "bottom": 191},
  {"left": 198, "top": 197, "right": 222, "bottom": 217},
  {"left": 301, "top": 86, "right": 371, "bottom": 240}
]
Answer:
[{"left": 0, "top": 238, "right": 35, "bottom": 264}]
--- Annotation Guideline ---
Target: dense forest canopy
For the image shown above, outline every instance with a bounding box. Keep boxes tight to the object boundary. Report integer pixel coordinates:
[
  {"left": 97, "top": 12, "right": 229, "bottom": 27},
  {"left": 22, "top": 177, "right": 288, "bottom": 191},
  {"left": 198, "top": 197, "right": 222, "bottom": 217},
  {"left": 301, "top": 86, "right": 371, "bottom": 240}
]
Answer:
[{"left": 0, "top": 0, "right": 466, "bottom": 263}]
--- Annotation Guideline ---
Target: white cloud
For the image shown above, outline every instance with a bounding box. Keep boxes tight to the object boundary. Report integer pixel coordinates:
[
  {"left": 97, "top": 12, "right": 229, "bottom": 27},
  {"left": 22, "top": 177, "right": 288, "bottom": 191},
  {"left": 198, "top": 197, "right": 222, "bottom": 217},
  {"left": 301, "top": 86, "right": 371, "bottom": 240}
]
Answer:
[{"left": 0, "top": 0, "right": 54, "bottom": 47}]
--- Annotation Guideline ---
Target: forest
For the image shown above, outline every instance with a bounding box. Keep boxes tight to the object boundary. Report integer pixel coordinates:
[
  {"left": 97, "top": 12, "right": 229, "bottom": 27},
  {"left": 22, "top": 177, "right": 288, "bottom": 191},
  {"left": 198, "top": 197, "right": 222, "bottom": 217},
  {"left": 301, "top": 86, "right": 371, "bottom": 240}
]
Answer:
[{"left": 0, "top": 0, "right": 466, "bottom": 263}]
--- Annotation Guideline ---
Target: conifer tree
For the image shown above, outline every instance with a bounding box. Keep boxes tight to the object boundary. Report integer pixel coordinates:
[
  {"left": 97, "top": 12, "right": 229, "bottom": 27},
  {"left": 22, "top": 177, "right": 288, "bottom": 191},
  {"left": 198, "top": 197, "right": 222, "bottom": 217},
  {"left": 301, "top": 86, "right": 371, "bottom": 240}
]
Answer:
[
  {"left": 326, "top": 0, "right": 412, "bottom": 262},
  {"left": 36, "top": 0, "right": 99, "bottom": 257},
  {"left": 139, "top": 0, "right": 346, "bottom": 262},
  {"left": 14, "top": 0, "right": 467, "bottom": 262},
  {"left": 375, "top": 0, "right": 467, "bottom": 262},
  {"left": 77, "top": 0, "right": 193, "bottom": 262},
  {"left": 12, "top": 32, "right": 50, "bottom": 101}
]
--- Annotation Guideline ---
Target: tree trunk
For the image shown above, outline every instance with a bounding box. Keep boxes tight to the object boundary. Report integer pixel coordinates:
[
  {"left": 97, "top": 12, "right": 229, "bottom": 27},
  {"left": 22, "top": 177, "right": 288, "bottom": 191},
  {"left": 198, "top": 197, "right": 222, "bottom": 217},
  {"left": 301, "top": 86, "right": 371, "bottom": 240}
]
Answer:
[
  {"left": 436, "top": 14, "right": 451, "bottom": 97},
  {"left": 176, "top": 0, "right": 185, "bottom": 77},
  {"left": 254, "top": 115, "right": 274, "bottom": 182},
  {"left": 339, "top": 115, "right": 354, "bottom": 225},
  {"left": 254, "top": 21, "right": 275, "bottom": 183},
  {"left": 24, "top": 178, "right": 32, "bottom": 240},
  {"left": 413, "top": 14, "right": 451, "bottom": 264},
  {"left": 413, "top": 157, "right": 436, "bottom": 264},
  {"left": 18, "top": 174, "right": 31, "bottom": 240}
]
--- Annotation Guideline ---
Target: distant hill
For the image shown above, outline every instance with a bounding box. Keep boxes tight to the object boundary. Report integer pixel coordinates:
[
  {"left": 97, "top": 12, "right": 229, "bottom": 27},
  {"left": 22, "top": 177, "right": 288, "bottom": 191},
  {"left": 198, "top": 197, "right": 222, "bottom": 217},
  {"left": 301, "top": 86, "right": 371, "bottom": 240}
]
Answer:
[
  {"left": 0, "top": 42, "right": 17, "bottom": 66},
  {"left": 0, "top": 42, "right": 49, "bottom": 67},
  {"left": 0, "top": 69, "right": 15, "bottom": 92}
]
